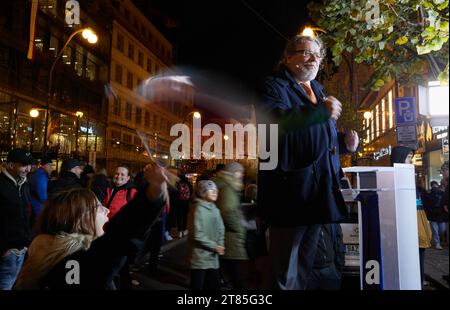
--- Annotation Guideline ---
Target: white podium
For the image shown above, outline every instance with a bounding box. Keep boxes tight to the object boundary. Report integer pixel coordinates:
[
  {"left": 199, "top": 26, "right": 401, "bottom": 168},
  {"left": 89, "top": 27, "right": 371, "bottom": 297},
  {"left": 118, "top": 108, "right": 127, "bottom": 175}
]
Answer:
[{"left": 343, "top": 164, "right": 421, "bottom": 290}]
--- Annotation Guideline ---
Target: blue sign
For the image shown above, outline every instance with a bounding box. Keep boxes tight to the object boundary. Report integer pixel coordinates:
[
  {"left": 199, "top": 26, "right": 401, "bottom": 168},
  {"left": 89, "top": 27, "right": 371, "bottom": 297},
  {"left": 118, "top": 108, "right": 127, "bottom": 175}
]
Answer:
[{"left": 394, "top": 97, "right": 416, "bottom": 125}]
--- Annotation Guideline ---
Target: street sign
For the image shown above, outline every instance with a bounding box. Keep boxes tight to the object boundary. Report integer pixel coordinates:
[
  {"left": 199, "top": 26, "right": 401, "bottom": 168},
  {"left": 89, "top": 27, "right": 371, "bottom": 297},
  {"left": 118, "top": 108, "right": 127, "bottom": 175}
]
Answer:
[
  {"left": 396, "top": 124, "right": 418, "bottom": 150},
  {"left": 394, "top": 97, "right": 416, "bottom": 125}
]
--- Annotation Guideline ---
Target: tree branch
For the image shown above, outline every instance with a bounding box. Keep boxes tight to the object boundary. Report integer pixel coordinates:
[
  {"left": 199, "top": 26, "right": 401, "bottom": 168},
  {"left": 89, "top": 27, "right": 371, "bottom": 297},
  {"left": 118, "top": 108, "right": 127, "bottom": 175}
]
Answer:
[
  {"left": 387, "top": 3, "right": 420, "bottom": 27},
  {"left": 427, "top": 54, "right": 442, "bottom": 80}
]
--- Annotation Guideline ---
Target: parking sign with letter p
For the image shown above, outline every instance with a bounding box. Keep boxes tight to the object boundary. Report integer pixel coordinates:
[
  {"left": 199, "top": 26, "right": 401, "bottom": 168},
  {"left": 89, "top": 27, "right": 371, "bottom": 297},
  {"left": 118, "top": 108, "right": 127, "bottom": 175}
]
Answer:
[{"left": 394, "top": 97, "right": 416, "bottom": 125}]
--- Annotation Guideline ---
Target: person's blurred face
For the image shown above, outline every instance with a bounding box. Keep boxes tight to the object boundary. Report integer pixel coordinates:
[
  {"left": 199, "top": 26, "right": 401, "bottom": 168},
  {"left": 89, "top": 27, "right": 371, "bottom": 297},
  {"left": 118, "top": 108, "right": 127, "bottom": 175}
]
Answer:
[
  {"left": 285, "top": 40, "right": 322, "bottom": 82},
  {"left": 405, "top": 153, "right": 414, "bottom": 164},
  {"left": 442, "top": 168, "right": 449, "bottom": 179},
  {"left": 70, "top": 166, "right": 82, "bottom": 178},
  {"left": 234, "top": 171, "right": 244, "bottom": 180},
  {"left": 95, "top": 199, "right": 109, "bottom": 237},
  {"left": 42, "top": 162, "right": 54, "bottom": 175},
  {"left": 7, "top": 162, "right": 31, "bottom": 179},
  {"left": 114, "top": 167, "right": 130, "bottom": 187},
  {"left": 204, "top": 189, "right": 218, "bottom": 202}
]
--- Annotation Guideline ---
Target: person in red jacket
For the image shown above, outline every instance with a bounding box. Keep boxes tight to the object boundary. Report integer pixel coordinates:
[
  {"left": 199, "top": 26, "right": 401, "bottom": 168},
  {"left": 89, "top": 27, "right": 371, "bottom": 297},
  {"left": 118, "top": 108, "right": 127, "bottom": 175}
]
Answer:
[{"left": 103, "top": 165, "right": 137, "bottom": 219}]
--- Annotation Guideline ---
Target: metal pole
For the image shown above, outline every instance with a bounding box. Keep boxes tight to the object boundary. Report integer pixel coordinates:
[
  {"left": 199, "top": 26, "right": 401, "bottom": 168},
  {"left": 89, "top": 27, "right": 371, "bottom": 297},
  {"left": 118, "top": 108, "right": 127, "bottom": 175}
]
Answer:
[
  {"left": 30, "top": 118, "right": 35, "bottom": 152},
  {"left": 75, "top": 116, "right": 80, "bottom": 155},
  {"left": 44, "top": 29, "right": 83, "bottom": 153}
]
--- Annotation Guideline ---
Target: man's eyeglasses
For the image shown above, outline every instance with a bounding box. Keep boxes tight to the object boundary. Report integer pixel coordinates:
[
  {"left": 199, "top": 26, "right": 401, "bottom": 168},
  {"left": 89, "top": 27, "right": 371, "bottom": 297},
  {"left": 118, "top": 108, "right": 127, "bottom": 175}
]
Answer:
[{"left": 294, "top": 50, "right": 323, "bottom": 59}]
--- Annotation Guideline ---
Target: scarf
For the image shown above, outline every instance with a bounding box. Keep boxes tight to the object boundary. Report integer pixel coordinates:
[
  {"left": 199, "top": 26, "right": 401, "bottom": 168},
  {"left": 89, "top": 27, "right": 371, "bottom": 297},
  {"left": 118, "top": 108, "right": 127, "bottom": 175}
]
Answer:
[{"left": 14, "top": 233, "right": 93, "bottom": 289}]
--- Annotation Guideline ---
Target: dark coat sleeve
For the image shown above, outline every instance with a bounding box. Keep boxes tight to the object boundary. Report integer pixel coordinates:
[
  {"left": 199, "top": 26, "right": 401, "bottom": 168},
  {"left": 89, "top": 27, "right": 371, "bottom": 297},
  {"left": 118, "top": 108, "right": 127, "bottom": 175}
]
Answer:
[{"left": 259, "top": 78, "right": 330, "bottom": 132}]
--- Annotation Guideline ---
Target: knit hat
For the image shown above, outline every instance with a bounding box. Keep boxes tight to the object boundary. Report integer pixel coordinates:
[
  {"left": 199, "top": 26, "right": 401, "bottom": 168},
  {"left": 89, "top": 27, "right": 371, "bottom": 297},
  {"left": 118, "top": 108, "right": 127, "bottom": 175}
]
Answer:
[
  {"left": 196, "top": 180, "right": 218, "bottom": 198},
  {"left": 61, "top": 158, "right": 81, "bottom": 171},
  {"left": 224, "top": 162, "right": 244, "bottom": 174}
]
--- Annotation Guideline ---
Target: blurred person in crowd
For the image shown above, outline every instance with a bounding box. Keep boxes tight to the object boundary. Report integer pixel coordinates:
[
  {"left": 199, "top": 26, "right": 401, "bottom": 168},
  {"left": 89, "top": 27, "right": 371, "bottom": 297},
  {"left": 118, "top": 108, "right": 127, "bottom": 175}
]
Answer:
[
  {"left": 102, "top": 165, "right": 137, "bottom": 289},
  {"left": 14, "top": 163, "right": 167, "bottom": 289},
  {"left": 28, "top": 155, "right": 54, "bottom": 224},
  {"left": 187, "top": 180, "right": 225, "bottom": 290},
  {"left": 423, "top": 181, "right": 448, "bottom": 249},
  {"left": 89, "top": 166, "right": 110, "bottom": 203},
  {"left": 0, "top": 149, "right": 35, "bottom": 289},
  {"left": 244, "top": 180, "right": 258, "bottom": 203},
  {"left": 103, "top": 165, "right": 137, "bottom": 219},
  {"left": 176, "top": 175, "right": 193, "bottom": 237},
  {"left": 49, "top": 170, "right": 58, "bottom": 181},
  {"left": 48, "top": 158, "right": 82, "bottom": 197},
  {"left": 80, "top": 164, "right": 95, "bottom": 188},
  {"left": 214, "top": 162, "right": 249, "bottom": 289}
]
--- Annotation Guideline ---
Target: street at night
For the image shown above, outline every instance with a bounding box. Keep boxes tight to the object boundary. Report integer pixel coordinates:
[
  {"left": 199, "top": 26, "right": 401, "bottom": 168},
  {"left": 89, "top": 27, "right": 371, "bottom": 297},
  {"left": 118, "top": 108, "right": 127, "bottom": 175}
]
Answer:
[{"left": 0, "top": 0, "right": 449, "bottom": 305}]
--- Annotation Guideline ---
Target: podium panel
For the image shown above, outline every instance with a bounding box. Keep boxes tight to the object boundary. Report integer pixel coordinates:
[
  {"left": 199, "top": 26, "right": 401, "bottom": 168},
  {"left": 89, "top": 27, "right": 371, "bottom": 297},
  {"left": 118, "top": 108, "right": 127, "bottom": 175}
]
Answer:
[{"left": 342, "top": 165, "right": 421, "bottom": 290}]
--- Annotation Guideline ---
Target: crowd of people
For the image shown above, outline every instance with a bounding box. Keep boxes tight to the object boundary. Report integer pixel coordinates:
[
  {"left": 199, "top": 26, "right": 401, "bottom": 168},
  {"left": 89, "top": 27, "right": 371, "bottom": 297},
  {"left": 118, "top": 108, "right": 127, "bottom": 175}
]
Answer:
[
  {"left": 0, "top": 149, "right": 168, "bottom": 289},
  {"left": 0, "top": 148, "right": 266, "bottom": 290}
]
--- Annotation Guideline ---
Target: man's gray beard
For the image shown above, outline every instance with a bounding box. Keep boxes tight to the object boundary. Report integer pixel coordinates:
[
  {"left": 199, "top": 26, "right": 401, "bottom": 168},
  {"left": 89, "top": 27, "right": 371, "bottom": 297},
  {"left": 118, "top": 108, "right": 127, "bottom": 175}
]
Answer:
[{"left": 296, "top": 67, "right": 319, "bottom": 82}]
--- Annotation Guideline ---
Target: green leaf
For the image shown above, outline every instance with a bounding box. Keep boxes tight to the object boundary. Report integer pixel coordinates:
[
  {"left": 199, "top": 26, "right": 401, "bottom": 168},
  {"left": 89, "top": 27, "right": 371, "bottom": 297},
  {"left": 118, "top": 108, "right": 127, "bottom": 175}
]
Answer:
[
  {"left": 395, "top": 36, "right": 409, "bottom": 45},
  {"left": 372, "top": 79, "right": 386, "bottom": 90},
  {"left": 440, "top": 21, "right": 449, "bottom": 32},
  {"left": 411, "top": 36, "right": 420, "bottom": 44},
  {"left": 438, "top": 62, "right": 449, "bottom": 84},
  {"left": 333, "top": 55, "right": 342, "bottom": 65},
  {"left": 437, "top": 1, "right": 449, "bottom": 10},
  {"left": 373, "top": 33, "right": 383, "bottom": 41},
  {"left": 417, "top": 45, "right": 432, "bottom": 55}
]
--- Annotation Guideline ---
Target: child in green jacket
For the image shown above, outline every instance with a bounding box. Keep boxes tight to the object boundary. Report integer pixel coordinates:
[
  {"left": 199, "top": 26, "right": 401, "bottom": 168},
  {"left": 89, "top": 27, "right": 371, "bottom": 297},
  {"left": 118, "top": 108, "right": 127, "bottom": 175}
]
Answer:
[{"left": 187, "top": 180, "right": 225, "bottom": 290}]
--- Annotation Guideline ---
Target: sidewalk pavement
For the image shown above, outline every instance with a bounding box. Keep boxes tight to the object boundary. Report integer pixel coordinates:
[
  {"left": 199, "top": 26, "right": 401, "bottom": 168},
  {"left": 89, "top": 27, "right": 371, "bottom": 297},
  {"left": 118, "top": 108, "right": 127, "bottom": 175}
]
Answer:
[{"left": 424, "top": 246, "right": 449, "bottom": 290}]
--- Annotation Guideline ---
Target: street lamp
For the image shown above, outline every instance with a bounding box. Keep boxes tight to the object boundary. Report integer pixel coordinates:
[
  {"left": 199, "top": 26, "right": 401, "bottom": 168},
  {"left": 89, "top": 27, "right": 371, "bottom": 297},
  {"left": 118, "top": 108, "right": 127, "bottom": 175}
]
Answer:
[
  {"left": 29, "top": 108, "right": 48, "bottom": 151},
  {"left": 182, "top": 110, "right": 201, "bottom": 123},
  {"left": 358, "top": 110, "right": 373, "bottom": 146},
  {"left": 29, "top": 109, "right": 40, "bottom": 118},
  {"left": 43, "top": 27, "right": 98, "bottom": 153},
  {"left": 29, "top": 108, "right": 40, "bottom": 152},
  {"left": 301, "top": 26, "right": 327, "bottom": 38}
]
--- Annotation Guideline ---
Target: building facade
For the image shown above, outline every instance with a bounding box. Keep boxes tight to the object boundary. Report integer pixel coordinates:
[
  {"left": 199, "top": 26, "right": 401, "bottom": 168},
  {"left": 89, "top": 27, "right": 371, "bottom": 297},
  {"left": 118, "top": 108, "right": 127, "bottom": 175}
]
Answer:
[
  {"left": 321, "top": 51, "right": 449, "bottom": 188},
  {"left": 106, "top": 0, "right": 194, "bottom": 175},
  {"left": 0, "top": 0, "right": 110, "bottom": 169}
]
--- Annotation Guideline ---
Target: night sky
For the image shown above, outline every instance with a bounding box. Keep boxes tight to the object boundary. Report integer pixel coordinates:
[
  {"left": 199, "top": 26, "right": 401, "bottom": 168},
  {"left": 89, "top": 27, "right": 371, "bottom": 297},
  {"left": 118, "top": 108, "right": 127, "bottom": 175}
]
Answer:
[{"left": 134, "top": 0, "right": 312, "bottom": 89}]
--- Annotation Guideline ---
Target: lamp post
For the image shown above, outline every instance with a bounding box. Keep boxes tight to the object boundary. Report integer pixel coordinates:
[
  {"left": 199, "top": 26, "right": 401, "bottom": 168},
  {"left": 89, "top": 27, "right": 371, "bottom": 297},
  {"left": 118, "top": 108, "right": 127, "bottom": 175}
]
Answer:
[
  {"left": 43, "top": 28, "right": 98, "bottom": 153},
  {"left": 176, "top": 111, "right": 201, "bottom": 168},
  {"left": 30, "top": 108, "right": 48, "bottom": 152},
  {"left": 29, "top": 109, "right": 40, "bottom": 152},
  {"left": 74, "top": 110, "right": 83, "bottom": 154}
]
